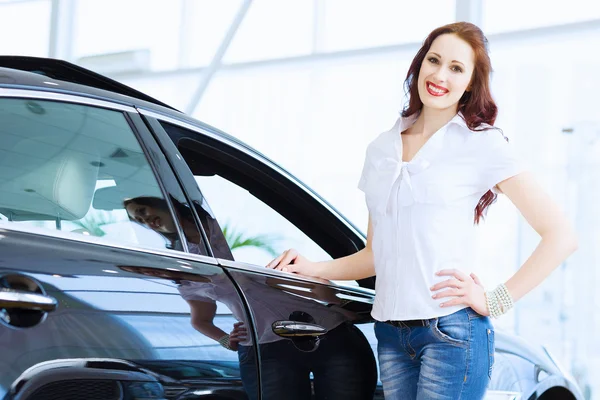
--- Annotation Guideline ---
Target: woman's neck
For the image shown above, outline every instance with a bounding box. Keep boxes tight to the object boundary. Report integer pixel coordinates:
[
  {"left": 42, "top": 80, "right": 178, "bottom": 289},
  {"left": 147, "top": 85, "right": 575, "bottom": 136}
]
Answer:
[{"left": 409, "top": 106, "right": 458, "bottom": 137}]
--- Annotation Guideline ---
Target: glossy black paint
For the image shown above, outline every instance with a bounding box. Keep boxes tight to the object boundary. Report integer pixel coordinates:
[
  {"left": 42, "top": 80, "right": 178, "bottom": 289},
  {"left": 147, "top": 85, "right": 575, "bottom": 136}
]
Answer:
[
  {"left": 0, "top": 56, "right": 177, "bottom": 111},
  {"left": 0, "top": 229, "right": 256, "bottom": 399}
]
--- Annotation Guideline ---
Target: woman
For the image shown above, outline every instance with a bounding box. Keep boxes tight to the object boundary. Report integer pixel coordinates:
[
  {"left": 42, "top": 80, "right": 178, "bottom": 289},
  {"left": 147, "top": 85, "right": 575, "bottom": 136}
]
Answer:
[
  {"left": 124, "top": 195, "right": 233, "bottom": 259},
  {"left": 266, "top": 22, "right": 578, "bottom": 398}
]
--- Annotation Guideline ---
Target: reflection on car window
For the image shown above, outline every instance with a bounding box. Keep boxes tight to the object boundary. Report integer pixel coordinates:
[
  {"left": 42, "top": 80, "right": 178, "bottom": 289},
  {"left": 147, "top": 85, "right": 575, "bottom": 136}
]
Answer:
[{"left": 0, "top": 98, "right": 180, "bottom": 252}]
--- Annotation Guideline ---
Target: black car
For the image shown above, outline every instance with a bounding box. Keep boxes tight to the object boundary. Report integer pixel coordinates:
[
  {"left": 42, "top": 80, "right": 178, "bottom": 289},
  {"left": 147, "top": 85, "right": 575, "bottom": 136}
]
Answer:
[{"left": 0, "top": 56, "right": 583, "bottom": 400}]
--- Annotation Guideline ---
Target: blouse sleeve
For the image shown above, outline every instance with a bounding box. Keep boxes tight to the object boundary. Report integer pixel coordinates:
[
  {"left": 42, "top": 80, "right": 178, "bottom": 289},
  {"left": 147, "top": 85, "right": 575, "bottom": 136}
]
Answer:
[
  {"left": 481, "top": 130, "right": 524, "bottom": 192},
  {"left": 178, "top": 281, "right": 216, "bottom": 303},
  {"left": 357, "top": 146, "right": 371, "bottom": 193}
]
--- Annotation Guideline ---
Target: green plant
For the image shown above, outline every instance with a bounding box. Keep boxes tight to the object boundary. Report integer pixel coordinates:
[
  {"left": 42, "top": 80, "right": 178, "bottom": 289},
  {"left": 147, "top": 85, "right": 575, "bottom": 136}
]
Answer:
[{"left": 222, "top": 224, "right": 281, "bottom": 257}]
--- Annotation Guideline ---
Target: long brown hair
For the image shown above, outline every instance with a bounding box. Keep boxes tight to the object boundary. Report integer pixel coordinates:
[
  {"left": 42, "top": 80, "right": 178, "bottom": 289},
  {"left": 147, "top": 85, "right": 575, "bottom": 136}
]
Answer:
[{"left": 402, "top": 22, "right": 499, "bottom": 224}]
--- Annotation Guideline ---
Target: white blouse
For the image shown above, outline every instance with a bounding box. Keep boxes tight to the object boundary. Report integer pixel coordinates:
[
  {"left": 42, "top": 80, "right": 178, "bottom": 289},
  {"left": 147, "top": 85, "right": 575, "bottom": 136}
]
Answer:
[{"left": 358, "top": 112, "right": 523, "bottom": 321}]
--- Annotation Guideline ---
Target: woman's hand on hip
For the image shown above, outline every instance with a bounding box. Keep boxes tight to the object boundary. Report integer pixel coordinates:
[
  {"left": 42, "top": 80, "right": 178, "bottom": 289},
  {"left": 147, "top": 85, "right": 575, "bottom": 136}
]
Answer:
[
  {"left": 430, "top": 269, "right": 489, "bottom": 316},
  {"left": 228, "top": 322, "right": 247, "bottom": 351}
]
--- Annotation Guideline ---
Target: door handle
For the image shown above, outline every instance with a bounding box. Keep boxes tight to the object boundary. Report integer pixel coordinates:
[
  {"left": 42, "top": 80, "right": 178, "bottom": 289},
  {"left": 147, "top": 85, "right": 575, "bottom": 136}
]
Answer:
[
  {"left": 272, "top": 320, "right": 328, "bottom": 338},
  {"left": 0, "top": 288, "right": 58, "bottom": 312}
]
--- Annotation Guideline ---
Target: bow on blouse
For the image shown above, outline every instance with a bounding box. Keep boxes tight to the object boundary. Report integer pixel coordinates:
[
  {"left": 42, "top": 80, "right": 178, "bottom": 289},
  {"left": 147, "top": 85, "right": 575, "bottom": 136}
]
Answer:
[
  {"left": 365, "top": 124, "right": 448, "bottom": 214},
  {"left": 373, "top": 157, "right": 431, "bottom": 211}
]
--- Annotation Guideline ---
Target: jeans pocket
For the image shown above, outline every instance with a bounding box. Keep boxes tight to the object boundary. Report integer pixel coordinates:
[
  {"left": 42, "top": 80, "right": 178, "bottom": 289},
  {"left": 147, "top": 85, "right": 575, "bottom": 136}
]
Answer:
[
  {"left": 487, "top": 329, "right": 495, "bottom": 379},
  {"left": 431, "top": 312, "right": 469, "bottom": 348},
  {"left": 465, "top": 307, "right": 484, "bottom": 320},
  {"left": 238, "top": 344, "right": 254, "bottom": 365}
]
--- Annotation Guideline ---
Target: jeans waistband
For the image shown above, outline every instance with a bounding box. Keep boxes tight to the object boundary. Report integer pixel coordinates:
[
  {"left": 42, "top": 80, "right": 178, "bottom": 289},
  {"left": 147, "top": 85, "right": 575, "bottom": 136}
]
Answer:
[{"left": 384, "top": 319, "right": 430, "bottom": 328}]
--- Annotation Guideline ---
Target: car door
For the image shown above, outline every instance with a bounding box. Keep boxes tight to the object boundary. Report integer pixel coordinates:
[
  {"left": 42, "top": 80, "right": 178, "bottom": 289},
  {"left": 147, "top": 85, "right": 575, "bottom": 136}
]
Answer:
[
  {"left": 142, "top": 112, "right": 383, "bottom": 399},
  {"left": 0, "top": 92, "right": 259, "bottom": 400}
]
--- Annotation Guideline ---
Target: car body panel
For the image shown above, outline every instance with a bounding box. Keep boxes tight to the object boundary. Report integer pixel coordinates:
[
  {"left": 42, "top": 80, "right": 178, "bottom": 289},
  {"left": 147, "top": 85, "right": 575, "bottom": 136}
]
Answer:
[{"left": 0, "top": 228, "right": 257, "bottom": 399}]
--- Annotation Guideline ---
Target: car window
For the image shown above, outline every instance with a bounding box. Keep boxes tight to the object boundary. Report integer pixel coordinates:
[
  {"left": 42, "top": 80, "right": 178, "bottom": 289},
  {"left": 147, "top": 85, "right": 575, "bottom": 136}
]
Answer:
[
  {"left": 0, "top": 98, "right": 183, "bottom": 252},
  {"left": 158, "top": 121, "right": 360, "bottom": 287},
  {"left": 194, "top": 174, "right": 331, "bottom": 266}
]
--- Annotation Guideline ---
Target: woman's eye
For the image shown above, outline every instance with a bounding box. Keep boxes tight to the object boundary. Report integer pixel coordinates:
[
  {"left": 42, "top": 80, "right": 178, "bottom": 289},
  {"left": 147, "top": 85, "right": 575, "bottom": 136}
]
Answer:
[
  {"left": 428, "top": 57, "right": 438, "bottom": 64},
  {"left": 451, "top": 66, "right": 463, "bottom": 73}
]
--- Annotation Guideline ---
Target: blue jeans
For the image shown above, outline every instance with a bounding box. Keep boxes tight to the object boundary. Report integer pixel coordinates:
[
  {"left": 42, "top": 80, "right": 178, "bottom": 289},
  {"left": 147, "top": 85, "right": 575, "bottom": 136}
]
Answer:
[{"left": 374, "top": 307, "right": 494, "bottom": 399}]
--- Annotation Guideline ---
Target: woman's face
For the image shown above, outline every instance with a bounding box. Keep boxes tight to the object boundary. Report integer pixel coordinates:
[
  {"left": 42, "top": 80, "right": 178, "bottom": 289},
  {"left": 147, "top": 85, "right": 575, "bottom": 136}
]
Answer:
[
  {"left": 126, "top": 201, "right": 177, "bottom": 234},
  {"left": 417, "top": 33, "right": 475, "bottom": 112}
]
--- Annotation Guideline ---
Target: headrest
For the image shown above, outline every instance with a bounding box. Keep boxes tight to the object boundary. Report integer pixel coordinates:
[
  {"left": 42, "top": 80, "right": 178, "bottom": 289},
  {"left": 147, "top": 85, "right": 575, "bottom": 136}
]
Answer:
[{"left": 0, "top": 145, "right": 99, "bottom": 221}]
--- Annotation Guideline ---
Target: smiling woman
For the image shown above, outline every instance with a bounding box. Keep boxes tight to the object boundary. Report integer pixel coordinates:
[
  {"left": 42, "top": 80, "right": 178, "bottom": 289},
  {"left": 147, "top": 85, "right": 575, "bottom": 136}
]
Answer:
[
  {"left": 266, "top": 21, "right": 578, "bottom": 399},
  {"left": 401, "top": 23, "right": 500, "bottom": 223}
]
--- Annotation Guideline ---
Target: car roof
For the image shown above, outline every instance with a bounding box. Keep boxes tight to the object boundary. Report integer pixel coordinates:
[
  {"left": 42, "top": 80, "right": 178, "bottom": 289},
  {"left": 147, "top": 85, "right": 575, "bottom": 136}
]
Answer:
[{"left": 0, "top": 56, "right": 176, "bottom": 110}]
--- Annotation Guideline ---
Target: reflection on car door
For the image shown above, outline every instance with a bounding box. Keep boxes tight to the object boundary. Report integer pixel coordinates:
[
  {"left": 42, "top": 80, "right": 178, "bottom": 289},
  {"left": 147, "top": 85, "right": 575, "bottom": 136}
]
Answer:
[
  {"left": 224, "top": 264, "right": 380, "bottom": 400},
  {"left": 0, "top": 229, "right": 259, "bottom": 400}
]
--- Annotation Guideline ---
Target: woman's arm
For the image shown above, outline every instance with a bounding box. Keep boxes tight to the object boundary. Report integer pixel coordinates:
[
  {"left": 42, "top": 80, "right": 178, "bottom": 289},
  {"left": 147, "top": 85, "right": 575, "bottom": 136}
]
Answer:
[
  {"left": 187, "top": 299, "right": 226, "bottom": 340},
  {"left": 495, "top": 171, "right": 578, "bottom": 301},
  {"left": 431, "top": 172, "right": 578, "bottom": 314},
  {"left": 266, "top": 215, "right": 376, "bottom": 281},
  {"left": 187, "top": 299, "right": 247, "bottom": 350}
]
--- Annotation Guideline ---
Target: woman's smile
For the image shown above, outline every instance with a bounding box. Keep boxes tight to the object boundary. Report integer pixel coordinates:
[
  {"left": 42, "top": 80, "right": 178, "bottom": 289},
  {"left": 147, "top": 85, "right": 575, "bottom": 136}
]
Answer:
[{"left": 426, "top": 81, "right": 449, "bottom": 97}]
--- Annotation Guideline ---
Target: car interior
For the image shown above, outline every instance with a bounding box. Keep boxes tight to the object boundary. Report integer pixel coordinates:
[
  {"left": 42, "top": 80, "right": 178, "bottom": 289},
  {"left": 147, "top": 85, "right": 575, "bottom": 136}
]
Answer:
[{"left": 0, "top": 98, "right": 166, "bottom": 247}]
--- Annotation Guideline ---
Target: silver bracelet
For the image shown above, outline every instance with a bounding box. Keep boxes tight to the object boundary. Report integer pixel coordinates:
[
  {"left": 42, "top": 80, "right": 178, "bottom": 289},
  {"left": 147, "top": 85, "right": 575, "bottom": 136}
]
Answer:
[
  {"left": 485, "top": 284, "right": 514, "bottom": 319},
  {"left": 496, "top": 283, "right": 514, "bottom": 313},
  {"left": 485, "top": 290, "right": 500, "bottom": 318},
  {"left": 218, "top": 334, "right": 233, "bottom": 351}
]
